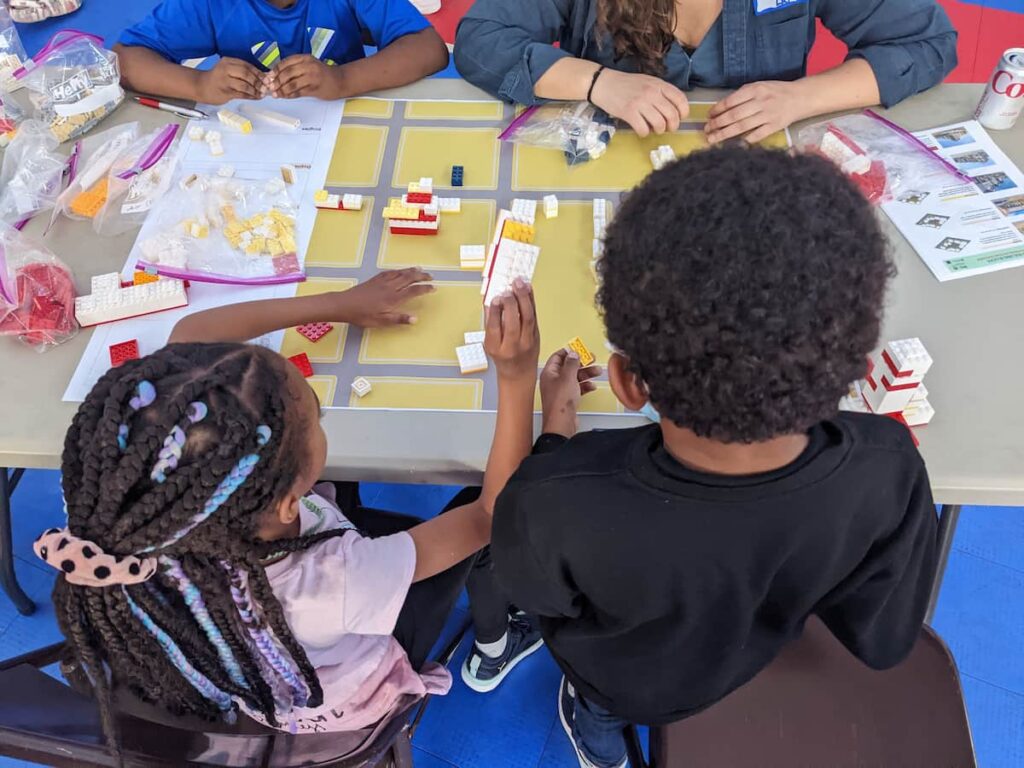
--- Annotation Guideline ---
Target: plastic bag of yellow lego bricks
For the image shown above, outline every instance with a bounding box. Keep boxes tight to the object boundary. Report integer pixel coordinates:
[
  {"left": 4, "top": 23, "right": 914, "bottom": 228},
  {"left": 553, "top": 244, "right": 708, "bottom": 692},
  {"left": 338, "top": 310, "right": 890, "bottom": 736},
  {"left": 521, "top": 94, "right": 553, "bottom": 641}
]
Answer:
[
  {"left": 133, "top": 172, "right": 305, "bottom": 285},
  {"left": 91, "top": 123, "right": 181, "bottom": 236},
  {"left": 8, "top": 30, "right": 123, "bottom": 144},
  {"left": 0, "top": 119, "right": 66, "bottom": 225},
  {"left": 0, "top": 4, "right": 28, "bottom": 91}
]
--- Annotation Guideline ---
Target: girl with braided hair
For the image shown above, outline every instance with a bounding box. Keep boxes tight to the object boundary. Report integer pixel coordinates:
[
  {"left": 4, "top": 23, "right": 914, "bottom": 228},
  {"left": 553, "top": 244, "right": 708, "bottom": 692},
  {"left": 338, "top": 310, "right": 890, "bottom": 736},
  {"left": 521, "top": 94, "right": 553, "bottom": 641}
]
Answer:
[{"left": 35, "top": 268, "right": 542, "bottom": 754}]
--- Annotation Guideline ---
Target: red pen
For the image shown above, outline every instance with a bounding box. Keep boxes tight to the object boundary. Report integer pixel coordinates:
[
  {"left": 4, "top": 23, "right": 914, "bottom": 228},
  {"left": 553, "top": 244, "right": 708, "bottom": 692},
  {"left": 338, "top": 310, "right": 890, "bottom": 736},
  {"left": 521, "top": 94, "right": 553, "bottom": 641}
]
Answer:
[{"left": 133, "top": 96, "right": 208, "bottom": 121}]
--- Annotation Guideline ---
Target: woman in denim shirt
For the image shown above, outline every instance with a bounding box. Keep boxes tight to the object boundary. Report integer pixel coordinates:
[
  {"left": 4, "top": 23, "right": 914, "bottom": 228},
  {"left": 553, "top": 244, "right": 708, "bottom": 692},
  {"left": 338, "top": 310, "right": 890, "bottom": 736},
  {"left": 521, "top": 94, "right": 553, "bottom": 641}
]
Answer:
[{"left": 454, "top": 0, "right": 957, "bottom": 142}]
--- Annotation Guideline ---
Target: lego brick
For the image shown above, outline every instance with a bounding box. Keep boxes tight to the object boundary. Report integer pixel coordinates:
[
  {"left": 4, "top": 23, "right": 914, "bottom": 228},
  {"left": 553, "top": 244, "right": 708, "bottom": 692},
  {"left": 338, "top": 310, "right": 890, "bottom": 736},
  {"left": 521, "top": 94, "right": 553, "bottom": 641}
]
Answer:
[
  {"left": 543, "top": 194, "right": 558, "bottom": 219},
  {"left": 451, "top": 165, "right": 464, "bottom": 187},
  {"left": 132, "top": 270, "right": 160, "bottom": 286},
  {"left": 240, "top": 104, "right": 301, "bottom": 130},
  {"left": 382, "top": 204, "right": 421, "bottom": 220},
  {"left": 902, "top": 397, "right": 934, "bottom": 427},
  {"left": 342, "top": 194, "right": 364, "bottom": 211},
  {"left": 566, "top": 336, "right": 596, "bottom": 367},
  {"left": 511, "top": 198, "right": 538, "bottom": 225},
  {"left": 217, "top": 165, "right": 235, "bottom": 178},
  {"left": 437, "top": 197, "right": 461, "bottom": 213},
  {"left": 288, "top": 352, "right": 313, "bottom": 378},
  {"left": 460, "top": 244, "right": 486, "bottom": 262},
  {"left": 351, "top": 376, "right": 372, "bottom": 398},
  {"left": 280, "top": 164, "right": 297, "bottom": 185},
  {"left": 482, "top": 239, "right": 541, "bottom": 306},
  {"left": 464, "top": 330, "right": 486, "bottom": 345},
  {"left": 407, "top": 191, "right": 433, "bottom": 204},
  {"left": 76, "top": 274, "right": 188, "bottom": 327},
  {"left": 502, "top": 220, "right": 536, "bottom": 244},
  {"left": 296, "top": 322, "right": 334, "bottom": 343},
  {"left": 265, "top": 177, "right": 287, "bottom": 195},
  {"left": 883, "top": 338, "right": 933, "bottom": 379},
  {"left": 456, "top": 343, "right": 488, "bottom": 374},
  {"left": 208, "top": 141, "right": 224, "bottom": 157},
  {"left": 820, "top": 128, "right": 871, "bottom": 176},
  {"left": 205, "top": 130, "right": 222, "bottom": 144},
  {"left": 217, "top": 108, "right": 252, "bottom": 134},
  {"left": 314, "top": 190, "right": 343, "bottom": 210},
  {"left": 649, "top": 144, "right": 676, "bottom": 171},
  {"left": 187, "top": 125, "right": 205, "bottom": 141},
  {"left": 390, "top": 225, "right": 439, "bottom": 236},
  {"left": 108, "top": 340, "right": 140, "bottom": 368},
  {"left": 862, "top": 375, "right": 920, "bottom": 415}
]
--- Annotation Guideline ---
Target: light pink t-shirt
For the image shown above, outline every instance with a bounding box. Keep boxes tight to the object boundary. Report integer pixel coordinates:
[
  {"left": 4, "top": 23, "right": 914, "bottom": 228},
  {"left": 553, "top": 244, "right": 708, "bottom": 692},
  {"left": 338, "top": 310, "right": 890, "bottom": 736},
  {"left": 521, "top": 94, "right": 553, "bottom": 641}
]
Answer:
[{"left": 252, "top": 484, "right": 451, "bottom": 733}]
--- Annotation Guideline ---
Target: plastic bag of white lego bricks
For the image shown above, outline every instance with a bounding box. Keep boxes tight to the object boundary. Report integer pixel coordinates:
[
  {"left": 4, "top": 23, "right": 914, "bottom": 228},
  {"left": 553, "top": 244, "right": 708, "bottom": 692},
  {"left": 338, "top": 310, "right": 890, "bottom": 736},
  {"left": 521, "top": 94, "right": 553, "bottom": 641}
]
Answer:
[
  {"left": 0, "top": 4, "right": 28, "bottom": 91},
  {"left": 134, "top": 172, "right": 304, "bottom": 285},
  {"left": 91, "top": 123, "right": 181, "bottom": 236},
  {"left": 0, "top": 119, "right": 66, "bottom": 225},
  {"left": 796, "top": 110, "right": 967, "bottom": 205},
  {"left": 45, "top": 121, "right": 140, "bottom": 232},
  {"left": 499, "top": 101, "right": 616, "bottom": 166},
  {"left": 0, "top": 223, "right": 78, "bottom": 350},
  {"left": 8, "top": 30, "right": 123, "bottom": 144}
]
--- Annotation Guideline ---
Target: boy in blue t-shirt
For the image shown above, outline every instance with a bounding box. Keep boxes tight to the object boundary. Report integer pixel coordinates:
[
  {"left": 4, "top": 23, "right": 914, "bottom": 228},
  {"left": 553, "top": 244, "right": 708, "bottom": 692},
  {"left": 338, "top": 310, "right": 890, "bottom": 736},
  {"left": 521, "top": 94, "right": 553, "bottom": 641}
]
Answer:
[{"left": 114, "top": 0, "right": 448, "bottom": 104}]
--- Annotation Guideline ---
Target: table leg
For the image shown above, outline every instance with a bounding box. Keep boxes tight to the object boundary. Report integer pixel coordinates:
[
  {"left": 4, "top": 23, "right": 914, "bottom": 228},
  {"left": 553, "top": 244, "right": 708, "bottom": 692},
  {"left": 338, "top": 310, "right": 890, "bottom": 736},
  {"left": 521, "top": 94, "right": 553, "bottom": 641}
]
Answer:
[
  {"left": 0, "top": 469, "right": 35, "bottom": 616},
  {"left": 926, "top": 504, "right": 962, "bottom": 625}
]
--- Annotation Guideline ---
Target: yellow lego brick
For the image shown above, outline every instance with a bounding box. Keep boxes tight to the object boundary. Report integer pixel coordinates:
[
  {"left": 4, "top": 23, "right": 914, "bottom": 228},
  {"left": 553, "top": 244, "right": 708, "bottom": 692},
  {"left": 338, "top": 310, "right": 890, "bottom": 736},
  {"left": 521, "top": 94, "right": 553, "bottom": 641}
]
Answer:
[
  {"left": 220, "top": 204, "right": 238, "bottom": 223},
  {"left": 190, "top": 223, "right": 210, "bottom": 239},
  {"left": 313, "top": 189, "right": 329, "bottom": 203},
  {"left": 267, "top": 239, "right": 284, "bottom": 256},
  {"left": 227, "top": 234, "right": 242, "bottom": 248},
  {"left": 280, "top": 235, "right": 297, "bottom": 252},
  {"left": 133, "top": 271, "right": 160, "bottom": 285},
  {"left": 566, "top": 336, "right": 595, "bottom": 367},
  {"left": 251, "top": 237, "right": 267, "bottom": 253},
  {"left": 244, "top": 242, "right": 261, "bottom": 255},
  {"left": 224, "top": 221, "right": 244, "bottom": 237},
  {"left": 503, "top": 221, "right": 536, "bottom": 244},
  {"left": 382, "top": 205, "right": 420, "bottom": 221}
]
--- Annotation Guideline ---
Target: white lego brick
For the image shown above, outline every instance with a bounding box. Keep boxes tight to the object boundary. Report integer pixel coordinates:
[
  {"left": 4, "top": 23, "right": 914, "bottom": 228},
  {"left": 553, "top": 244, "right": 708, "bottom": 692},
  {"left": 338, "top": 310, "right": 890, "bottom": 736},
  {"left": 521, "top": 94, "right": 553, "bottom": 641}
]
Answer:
[
  {"left": 239, "top": 104, "right": 301, "bottom": 130},
  {"left": 464, "top": 331, "right": 486, "bottom": 345},
  {"left": 911, "top": 383, "right": 929, "bottom": 402},
  {"left": 187, "top": 125, "right": 205, "bottom": 141},
  {"left": 862, "top": 376, "right": 920, "bottom": 415},
  {"left": 883, "top": 338, "right": 933, "bottom": 379},
  {"left": 351, "top": 377, "right": 372, "bottom": 398},
  {"left": 314, "top": 192, "right": 342, "bottom": 210},
  {"left": 205, "top": 130, "right": 222, "bottom": 144},
  {"left": 460, "top": 244, "right": 486, "bottom": 262},
  {"left": 209, "top": 141, "right": 224, "bottom": 157},
  {"left": 217, "top": 165, "right": 235, "bottom": 178},
  {"left": 820, "top": 130, "right": 871, "bottom": 176},
  {"left": 482, "top": 239, "right": 541, "bottom": 305},
  {"left": 593, "top": 198, "right": 607, "bottom": 219},
  {"left": 90, "top": 273, "right": 122, "bottom": 294},
  {"left": 418, "top": 177, "right": 433, "bottom": 191},
  {"left": 456, "top": 343, "right": 488, "bottom": 374},
  {"left": 437, "top": 197, "right": 461, "bottom": 213},
  {"left": 543, "top": 194, "right": 558, "bottom": 219},
  {"left": 594, "top": 217, "right": 607, "bottom": 238},
  {"left": 902, "top": 397, "right": 935, "bottom": 427},
  {"left": 424, "top": 204, "right": 439, "bottom": 217},
  {"left": 511, "top": 198, "right": 537, "bottom": 225},
  {"left": 342, "top": 194, "right": 363, "bottom": 210},
  {"left": 75, "top": 277, "right": 188, "bottom": 327}
]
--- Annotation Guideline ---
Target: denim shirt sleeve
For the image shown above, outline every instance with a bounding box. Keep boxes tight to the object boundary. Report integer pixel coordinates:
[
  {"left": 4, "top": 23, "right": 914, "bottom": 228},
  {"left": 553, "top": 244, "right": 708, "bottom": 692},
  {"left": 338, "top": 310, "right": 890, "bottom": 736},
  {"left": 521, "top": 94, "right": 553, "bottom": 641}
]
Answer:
[
  {"left": 817, "top": 0, "right": 958, "bottom": 107},
  {"left": 454, "top": 0, "right": 578, "bottom": 104}
]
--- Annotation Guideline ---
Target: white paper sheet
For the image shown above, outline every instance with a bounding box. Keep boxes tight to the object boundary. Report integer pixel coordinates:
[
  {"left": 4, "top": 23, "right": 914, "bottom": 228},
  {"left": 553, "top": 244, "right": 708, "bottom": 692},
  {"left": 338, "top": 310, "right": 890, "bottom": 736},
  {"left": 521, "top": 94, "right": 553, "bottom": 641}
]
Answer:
[
  {"left": 882, "top": 120, "right": 1024, "bottom": 282},
  {"left": 63, "top": 96, "right": 344, "bottom": 401}
]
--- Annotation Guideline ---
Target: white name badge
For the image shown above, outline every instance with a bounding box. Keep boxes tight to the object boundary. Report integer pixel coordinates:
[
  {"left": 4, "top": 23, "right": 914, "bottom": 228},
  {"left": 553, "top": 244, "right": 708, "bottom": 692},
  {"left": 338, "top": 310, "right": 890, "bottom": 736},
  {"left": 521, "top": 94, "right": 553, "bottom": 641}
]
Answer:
[{"left": 753, "top": 0, "right": 808, "bottom": 14}]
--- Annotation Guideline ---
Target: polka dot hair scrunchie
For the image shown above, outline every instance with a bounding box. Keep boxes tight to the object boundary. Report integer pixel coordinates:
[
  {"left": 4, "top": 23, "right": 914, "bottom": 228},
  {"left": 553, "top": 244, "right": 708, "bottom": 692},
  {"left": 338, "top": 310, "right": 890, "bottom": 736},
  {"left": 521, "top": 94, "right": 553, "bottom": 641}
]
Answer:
[{"left": 33, "top": 527, "right": 158, "bottom": 587}]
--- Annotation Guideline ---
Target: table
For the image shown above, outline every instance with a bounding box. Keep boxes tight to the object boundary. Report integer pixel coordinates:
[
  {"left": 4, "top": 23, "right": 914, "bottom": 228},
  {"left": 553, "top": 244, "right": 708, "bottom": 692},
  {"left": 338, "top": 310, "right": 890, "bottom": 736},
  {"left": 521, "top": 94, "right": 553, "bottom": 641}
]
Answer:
[{"left": 0, "top": 81, "right": 1020, "bottom": 617}]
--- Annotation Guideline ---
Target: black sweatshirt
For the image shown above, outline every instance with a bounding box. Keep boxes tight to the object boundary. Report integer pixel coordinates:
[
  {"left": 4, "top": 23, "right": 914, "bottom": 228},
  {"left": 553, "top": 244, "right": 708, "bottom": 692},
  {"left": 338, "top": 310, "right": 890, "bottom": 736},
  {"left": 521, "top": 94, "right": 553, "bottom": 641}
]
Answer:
[{"left": 492, "top": 414, "right": 938, "bottom": 725}]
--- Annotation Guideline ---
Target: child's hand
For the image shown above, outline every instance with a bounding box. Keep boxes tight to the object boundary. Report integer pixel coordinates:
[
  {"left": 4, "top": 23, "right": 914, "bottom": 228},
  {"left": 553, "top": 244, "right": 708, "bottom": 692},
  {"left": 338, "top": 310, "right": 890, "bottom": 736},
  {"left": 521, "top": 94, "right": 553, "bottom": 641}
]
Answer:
[
  {"left": 539, "top": 348, "right": 603, "bottom": 438},
  {"left": 197, "top": 58, "right": 265, "bottom": 104},
  {"left": 331, "top": 268, "right": 435, "bottom": 327},
  {"left": 268, "top": 55, "right": 344, "bottom": 100},
  {"left": 484, "top": 280, "right": 540, "bottom": 384}
]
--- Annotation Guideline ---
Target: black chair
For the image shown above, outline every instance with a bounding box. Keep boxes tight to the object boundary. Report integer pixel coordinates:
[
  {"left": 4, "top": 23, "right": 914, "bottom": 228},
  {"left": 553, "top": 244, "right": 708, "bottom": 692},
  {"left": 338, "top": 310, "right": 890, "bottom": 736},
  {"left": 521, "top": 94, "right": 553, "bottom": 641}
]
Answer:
[
  {"left": 0, "top": 618, "right": 470, "bottom": 768},
  {"left": 626, "top": 618, "right": 976, "bottom": 768}
]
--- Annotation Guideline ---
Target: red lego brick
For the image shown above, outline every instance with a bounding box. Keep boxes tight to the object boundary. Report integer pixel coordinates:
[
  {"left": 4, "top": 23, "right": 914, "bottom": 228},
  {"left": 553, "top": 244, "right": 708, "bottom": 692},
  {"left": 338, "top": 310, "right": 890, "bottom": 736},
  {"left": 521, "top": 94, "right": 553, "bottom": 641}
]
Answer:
[
  {"left": 417, "top": 210, "right": 438, "bottom": 222},
  {"left": 109, "top": 340, "right": 140, "bottom": 368},
  {"left": 288, "top": 352, "right": 313, "bottom": 378},
  {"left": 389, "top": 226, "right": 439, "bottom": 236},
  {"left": 407, "top": 192, "right": 433, "bottom": 204},
  {"left": 296, "top": 322, "right": 334, "bottom": 343}
]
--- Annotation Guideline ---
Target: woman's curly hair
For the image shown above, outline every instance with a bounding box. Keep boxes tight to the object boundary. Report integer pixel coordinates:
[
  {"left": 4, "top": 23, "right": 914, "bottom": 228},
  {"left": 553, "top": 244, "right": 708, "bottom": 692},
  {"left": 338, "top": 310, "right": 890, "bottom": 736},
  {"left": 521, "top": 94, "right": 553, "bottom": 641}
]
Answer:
[
  {"left": 596, "top": 0, "right": 677, "bottom": 74},
  {"left": 598, "top": 145, "right": 894, "bottom": 443}
]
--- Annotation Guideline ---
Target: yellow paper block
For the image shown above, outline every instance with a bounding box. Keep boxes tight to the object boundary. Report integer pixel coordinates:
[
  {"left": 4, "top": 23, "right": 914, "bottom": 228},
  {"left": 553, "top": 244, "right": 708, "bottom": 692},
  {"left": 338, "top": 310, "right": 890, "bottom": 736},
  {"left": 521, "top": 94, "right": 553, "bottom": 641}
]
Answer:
[
  {"left": 531, "top": 201, "right": 612, "bottom": 364},
  {"left": 343, "top": 98, "right": 395, "bottom": 119},
  {"left": 533, "top": 381, "right": 624, "bottom": 415},
  {"left": 404, "top": 101, "right": 505, "bottom": 121},
  {"left": 280, "top": 278, "right": 357, "bottom": 364},
  {"left": 360, "top": 282, "right": 483, "bottom": 366},
  {"left": 348, "top": 377, "right": 484, "bottom": 410},
  {"left": 306, "top": 198, "right": 374, "bottom": 268},
  {"left": 379, "top": 200, "right": 495, "bottom": 271},
  {"left": 512, "top": 128, "right": 788, "bottom": 191},
  {"left": 327, "top": 124, "right": 388, "bottom": 186},
  {"left": 393, "top": 127, "right": 500, "bottom": 190},
  {"left": 306, "top": 376, "right": 338, "bottom": 407}
]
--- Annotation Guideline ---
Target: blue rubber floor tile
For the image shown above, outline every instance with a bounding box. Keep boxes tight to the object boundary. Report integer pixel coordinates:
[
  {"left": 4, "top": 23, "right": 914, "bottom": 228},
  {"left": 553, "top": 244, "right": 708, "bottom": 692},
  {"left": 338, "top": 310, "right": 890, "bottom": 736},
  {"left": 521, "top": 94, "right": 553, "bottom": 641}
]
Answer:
[
  {"left": 537, "top": 717, "right": 584, "bottom": 768},
  {"left": 931, "top": 550, "right": 1024, "bottom": 694},
  {"left": 359, "top": 483, "right": 461, "bottom": 519},
  {"left": 950, "top": 505, "right": 1024, "bottom": 573},
  {"left": 9, "top": 470, "right": 64, "bottom": 575},
  {"left": 413, "top": 638, "right": 564, "bottom": 768},
  {"left": 412, "top": 746, "right": 460, "bottom": 768},
  {"left": 0, "top": 757, "right": 44, "bottom": 768},
  {"left": 960, "top": 674, "right": 1024, "bottom": 768}
]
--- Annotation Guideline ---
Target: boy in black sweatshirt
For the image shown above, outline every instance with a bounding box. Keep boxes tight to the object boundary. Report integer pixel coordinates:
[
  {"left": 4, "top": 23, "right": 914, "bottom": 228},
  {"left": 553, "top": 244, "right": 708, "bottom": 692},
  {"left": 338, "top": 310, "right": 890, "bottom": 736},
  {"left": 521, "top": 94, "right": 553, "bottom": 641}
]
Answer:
[{"left": 488, "top": 146, "right": 938, "bottom": 768}]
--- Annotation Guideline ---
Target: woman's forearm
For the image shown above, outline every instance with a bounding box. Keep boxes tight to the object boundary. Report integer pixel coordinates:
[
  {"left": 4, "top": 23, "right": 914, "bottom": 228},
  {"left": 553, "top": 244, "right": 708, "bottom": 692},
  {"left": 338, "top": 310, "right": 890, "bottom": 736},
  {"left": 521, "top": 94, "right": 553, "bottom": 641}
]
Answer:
[
  {"left": 792, "top": 58, "right": 881, "bottom": 121},
  {"left": 533, "top": 57, "right": 602, "bottom": 101}
]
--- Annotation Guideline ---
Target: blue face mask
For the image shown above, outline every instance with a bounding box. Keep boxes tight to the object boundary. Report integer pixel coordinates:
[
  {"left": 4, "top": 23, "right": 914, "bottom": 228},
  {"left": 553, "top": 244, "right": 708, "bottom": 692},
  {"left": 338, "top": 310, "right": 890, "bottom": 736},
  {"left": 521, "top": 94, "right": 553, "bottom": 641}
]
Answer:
[{"left": 639, "top": 401, "right": 661, "bottom": 423}]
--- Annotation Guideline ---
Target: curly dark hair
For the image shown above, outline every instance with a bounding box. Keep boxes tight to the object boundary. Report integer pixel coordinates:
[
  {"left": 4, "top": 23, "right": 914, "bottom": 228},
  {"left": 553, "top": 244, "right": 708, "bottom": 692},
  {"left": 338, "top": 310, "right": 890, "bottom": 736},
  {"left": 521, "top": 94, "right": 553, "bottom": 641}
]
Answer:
[
  {"left": 598, "top": 145, "right": 894, "bottom": 443},
  {"left": 54, "top": 343, "right": 346, "bottom": 759}
]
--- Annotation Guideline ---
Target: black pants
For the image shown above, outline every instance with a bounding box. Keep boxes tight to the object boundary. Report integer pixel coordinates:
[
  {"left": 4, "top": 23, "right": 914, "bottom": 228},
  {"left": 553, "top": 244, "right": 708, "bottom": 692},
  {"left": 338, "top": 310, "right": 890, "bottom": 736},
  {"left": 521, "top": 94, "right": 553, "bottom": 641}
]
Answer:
[{"left": 334, "top": 484, "right": 512, "bottom": 669}]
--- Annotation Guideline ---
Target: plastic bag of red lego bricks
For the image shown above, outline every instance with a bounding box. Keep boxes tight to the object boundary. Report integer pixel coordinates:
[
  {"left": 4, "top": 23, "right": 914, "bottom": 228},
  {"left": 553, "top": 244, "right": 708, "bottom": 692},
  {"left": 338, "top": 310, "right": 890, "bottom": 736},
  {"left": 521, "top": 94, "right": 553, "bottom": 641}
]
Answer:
[
  {"left": 133, "top": 172, "right": 304, "bottom": 285},
  {"left": 0, "top": 223, "right": 78, "bottom": 350},
  {"left": 499, "top": 102, "right": 616, "bottom": 166},
  {"left": 796, "top": 110, "right": 967, "bottom": 205}
]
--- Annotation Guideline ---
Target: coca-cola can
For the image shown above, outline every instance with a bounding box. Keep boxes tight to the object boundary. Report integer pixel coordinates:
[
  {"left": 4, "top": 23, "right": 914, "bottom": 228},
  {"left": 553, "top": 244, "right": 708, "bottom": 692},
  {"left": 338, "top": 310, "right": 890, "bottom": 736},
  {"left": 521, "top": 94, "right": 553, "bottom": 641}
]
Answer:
[{"left": 975, "top": 48, "right": 1024, "bottom": 130}]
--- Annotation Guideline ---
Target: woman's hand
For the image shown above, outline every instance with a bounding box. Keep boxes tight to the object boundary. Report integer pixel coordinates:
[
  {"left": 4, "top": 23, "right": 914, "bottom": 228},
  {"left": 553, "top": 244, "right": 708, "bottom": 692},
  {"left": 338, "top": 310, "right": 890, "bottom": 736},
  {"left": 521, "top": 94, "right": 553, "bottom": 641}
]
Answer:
[
  {"left": 590, "top": 68, "right": 690, "bottom": 137},
  {"left": 330, "top": 268, "right": 435, "bottom": 327},
  {"left": 540, "top": 348, "right": 603, "bottom": 438},
  {"left": 706, "top": 80, "right": 806, "bottom": 144},
  {"left": 484, "top": 279, "right": 540, "bottom": 385}
]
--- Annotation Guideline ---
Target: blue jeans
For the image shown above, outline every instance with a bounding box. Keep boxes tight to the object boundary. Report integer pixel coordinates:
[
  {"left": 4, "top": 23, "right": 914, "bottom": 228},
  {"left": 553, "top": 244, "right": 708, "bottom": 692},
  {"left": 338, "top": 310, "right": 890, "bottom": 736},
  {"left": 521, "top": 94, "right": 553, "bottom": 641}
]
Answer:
[{"left": 574, "top": 692, "right": 629, "bottom": 767}]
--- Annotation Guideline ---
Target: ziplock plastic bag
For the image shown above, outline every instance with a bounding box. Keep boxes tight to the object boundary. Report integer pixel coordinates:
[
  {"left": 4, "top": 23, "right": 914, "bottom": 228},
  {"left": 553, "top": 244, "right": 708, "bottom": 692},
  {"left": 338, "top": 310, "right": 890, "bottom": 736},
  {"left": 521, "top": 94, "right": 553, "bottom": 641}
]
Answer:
[
  {"left": 10, "top": 30, "right": 123, "bottom": 143},
  {"left": 92, "top": 123, "right": 180, "bottom": 236},
  {"left": 135, "top": 173, "right": 304, "bottom": 285},
  {"left": 0, "top": 4, "right": 27, "bottom": 91},
  {"left": 46, "top": 121, "right": 139, "bottom": 230},
  {"left": 0, "top": 223, "right": 78, "bottom": 349},
  {"left": 500, "top": 102, "right": 616, "bottom": 166},
  {"left": 0, "top": 92, "right": 26, "bottom": 147},
  {"left": 0, "top": 119, "right": 66, "bottom": 224},
  {"left": 796, "top": 110, "right": 968, "bottom": 205}
]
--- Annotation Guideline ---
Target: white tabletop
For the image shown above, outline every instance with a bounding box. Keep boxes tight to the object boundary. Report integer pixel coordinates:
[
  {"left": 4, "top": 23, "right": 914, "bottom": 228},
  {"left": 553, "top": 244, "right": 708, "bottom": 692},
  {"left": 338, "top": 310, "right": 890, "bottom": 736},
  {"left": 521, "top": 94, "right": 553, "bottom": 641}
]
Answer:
[{"left": 1, "top": 81, "right": 1021, "bottom": 505}]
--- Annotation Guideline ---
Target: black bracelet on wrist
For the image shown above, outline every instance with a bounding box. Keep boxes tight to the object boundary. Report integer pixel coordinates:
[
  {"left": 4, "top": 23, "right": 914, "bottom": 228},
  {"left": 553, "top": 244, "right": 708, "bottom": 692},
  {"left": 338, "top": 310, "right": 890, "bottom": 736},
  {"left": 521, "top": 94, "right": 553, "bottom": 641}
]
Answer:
[{"left": 586, "top": 65, "right": 606, "bottom": 105}]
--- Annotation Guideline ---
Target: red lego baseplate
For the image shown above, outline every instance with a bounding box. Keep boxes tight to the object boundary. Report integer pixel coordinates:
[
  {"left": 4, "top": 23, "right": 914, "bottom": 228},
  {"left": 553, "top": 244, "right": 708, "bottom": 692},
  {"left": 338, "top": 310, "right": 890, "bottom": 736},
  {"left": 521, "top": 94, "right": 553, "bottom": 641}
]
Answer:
[{"left": 296, "top": 322, "right": 334, "bottom": 343}]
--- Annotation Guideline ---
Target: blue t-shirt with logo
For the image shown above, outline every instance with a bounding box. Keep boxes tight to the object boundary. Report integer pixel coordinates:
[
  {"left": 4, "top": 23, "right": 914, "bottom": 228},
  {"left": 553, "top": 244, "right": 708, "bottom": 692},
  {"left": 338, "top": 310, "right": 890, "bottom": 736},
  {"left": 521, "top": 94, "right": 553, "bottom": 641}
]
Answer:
[{"left": 119, "top": 0, "right": 430, "bottom": 69}]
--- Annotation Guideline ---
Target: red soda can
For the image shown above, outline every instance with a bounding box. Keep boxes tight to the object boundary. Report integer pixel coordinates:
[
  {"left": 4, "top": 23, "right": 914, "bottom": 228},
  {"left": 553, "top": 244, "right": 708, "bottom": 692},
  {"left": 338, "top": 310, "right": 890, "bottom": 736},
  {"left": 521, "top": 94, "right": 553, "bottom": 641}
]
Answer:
[{"left": 975, "top": 49, "right": 1024, "bottom": 130}]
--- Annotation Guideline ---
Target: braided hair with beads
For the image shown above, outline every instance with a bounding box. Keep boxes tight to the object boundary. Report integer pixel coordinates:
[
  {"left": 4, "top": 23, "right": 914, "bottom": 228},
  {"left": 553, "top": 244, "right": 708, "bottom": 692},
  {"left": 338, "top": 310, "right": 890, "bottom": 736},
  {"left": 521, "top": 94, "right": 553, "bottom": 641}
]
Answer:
[{"left": 53, "top": 342, "right": 348, "bottom": 755}]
